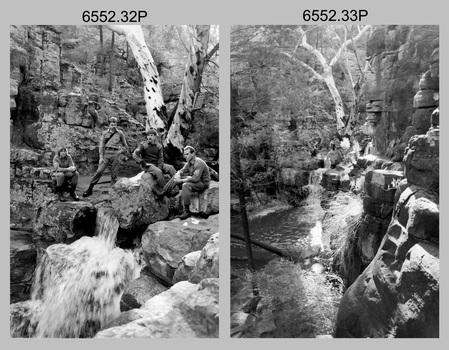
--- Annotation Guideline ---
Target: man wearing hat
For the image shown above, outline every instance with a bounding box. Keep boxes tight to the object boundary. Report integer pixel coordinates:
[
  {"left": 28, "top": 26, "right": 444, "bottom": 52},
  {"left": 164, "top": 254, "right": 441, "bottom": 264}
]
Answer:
[
  {"left": 83, "top": 116, "right": 130, "bottom": 197},
  {"left": 132, "top": 129, "right": 176, "bottom": 188},
  {"left": 154, "top": 145, "right": 210, "bottom": 220}
]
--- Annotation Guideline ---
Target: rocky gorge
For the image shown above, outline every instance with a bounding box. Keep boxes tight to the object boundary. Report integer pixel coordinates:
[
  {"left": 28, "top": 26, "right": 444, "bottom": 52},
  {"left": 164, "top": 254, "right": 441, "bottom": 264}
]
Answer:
[
  {"left": 10, "top": 25, "right": 219, "bottom": 338},
  {"left": 231, "top": 25, "right": 438, "bottom": 338}
]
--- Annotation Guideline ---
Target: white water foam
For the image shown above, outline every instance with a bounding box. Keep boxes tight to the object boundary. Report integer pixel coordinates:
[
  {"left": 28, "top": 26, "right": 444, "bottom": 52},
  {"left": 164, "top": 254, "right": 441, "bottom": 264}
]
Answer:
[{"left": 16, "top": 209, "right": 140, "bottom": 338}]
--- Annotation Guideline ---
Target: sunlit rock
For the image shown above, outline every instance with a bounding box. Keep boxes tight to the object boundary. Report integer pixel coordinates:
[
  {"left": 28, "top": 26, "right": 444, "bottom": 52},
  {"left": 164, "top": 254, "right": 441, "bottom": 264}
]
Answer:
[
  {"left": 141, "top": 215, "right": 218, "bottom": 282},
  {"left": 95, "top": 278, "right": 219, "bottom": 338},
  {"left": 109, "top": 171, "right": 169, "bottom": 231}
]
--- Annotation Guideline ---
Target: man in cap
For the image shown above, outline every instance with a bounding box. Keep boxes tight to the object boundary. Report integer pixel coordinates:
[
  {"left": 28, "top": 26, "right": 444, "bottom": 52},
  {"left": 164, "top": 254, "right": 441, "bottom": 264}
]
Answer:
[
  {"left": 83, "top": 116, "right": 130, "bottom": 197},
  {"left": 132, "top": 129, "right": 176, "bottom": 189},
  {"left": 154, "top": 146, "right": 210, "bottom": 220}
]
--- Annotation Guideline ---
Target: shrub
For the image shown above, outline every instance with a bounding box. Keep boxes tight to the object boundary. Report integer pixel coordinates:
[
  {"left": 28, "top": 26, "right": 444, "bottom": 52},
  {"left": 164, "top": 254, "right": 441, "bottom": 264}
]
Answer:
[
  {"left": 246, "top": 259, "right": 342, "bottom": 337},
  {"left": 322, "top": 192, "right": 364, "bottom": 280}
]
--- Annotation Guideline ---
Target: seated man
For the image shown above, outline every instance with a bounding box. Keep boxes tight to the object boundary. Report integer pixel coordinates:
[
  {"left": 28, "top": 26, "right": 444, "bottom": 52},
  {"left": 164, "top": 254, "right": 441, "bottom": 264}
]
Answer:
[
  {"left": 155, "top": 146, "right": 210, "bottom": 220},
  {"left": 52, "top": 147, "right": 80, "bottom": 201},
  {"left": 132, "top": 129, "right": 176, "bottom": 189}
]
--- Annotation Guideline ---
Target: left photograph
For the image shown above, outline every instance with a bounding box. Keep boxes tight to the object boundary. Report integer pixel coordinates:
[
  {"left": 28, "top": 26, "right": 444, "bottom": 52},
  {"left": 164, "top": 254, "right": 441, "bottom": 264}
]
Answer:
[{"left": 10, "top": 24, "right": 219, "bottom": 338}]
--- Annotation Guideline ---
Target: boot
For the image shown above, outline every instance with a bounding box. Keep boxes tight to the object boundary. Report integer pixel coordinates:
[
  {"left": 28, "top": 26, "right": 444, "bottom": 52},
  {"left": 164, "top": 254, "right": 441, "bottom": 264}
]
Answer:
[
  {"left": 83, "top": 183, "right": 94, "bottom": 197},
  {"left": 56, "top": 187, "right": 66, "bottom": 202},
  {"left": 179, "top": 205, "right": 191, "bottom": 220},
  {"left": 70, "top": 187, "right": 80, "bottom": 201}
]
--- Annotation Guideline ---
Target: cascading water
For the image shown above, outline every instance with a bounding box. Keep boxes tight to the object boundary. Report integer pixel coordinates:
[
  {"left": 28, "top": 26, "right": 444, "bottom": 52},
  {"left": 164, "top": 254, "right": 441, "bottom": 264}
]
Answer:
[
  {"left": 11, "top": 208, "right": 141, "bottom": 338},
  {"left": 293, "top": 169, "right": 326, "bottom": 255}
]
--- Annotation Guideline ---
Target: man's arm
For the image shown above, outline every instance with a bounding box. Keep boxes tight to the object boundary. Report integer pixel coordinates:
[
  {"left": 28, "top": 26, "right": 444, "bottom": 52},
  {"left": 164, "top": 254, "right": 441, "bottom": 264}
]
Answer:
[
  {"left": 183, "top": 160, "right": 206, "bottom": 183},
  {"left": 157, "top": 145, "right": 164, "bottom": 169},
  {"left": 66, "top": 155, "right": 76, "bottom": 172},
  {"left": 53, "top": 156, "right": 63, "bottom": 172},
  {"left": 120, "top": 131, "right": 131, "bottom": 154},
  {"left": 132, "top": 144, "right": 145, "bottom": 165}
]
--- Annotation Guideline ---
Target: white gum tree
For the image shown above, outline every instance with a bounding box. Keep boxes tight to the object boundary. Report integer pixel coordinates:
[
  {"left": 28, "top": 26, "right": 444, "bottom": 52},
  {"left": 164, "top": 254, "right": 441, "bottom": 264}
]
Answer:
[
  {"left": 109, "top": 24, "right": 212, "bottom": 157},
  {"left": 280, "top": 25, "right": 371, "bottom": 135}
]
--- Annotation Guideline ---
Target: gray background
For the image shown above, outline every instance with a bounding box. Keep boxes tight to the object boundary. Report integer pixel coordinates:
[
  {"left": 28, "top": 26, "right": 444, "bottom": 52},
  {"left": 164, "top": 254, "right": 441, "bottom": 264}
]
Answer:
[{"left": 2, "top": 0, "right": 446, "bottom": 348}]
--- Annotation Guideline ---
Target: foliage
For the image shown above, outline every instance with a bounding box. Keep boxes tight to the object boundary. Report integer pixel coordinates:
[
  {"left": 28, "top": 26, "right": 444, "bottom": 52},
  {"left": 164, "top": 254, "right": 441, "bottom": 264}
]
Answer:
[
  {"left": 231, "top": 25, "right": 371, "bottom": 200},
  {"left": 322, "top": 192, "right": 364, "bottom": 280},
  {"left": 243, "top": 258, "right": 342, "bottom": 337}
]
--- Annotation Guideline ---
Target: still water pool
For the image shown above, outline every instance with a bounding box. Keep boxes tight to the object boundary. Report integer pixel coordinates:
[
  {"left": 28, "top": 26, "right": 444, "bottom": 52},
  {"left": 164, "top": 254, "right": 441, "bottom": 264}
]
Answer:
[{"left": 231, "top": 201, "right": 324, "bottom": 269}]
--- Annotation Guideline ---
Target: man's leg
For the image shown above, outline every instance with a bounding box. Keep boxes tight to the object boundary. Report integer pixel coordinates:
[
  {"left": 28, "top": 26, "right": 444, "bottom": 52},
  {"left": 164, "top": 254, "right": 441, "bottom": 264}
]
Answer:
[
  {"left": 83, "top": 159, "right": 109, "bottom": 197},
  {"left": 146, "top": 164, "right": 166, "bottom": 188},
  {"left": 54, "top": 172, "right": 66, "bottom": 201},
  {"left": 109, "top": 155, "right": 120, "bottom": 186},
  {"left": 180, "top": 182, "right": 208, "bottom": 219},
  {"left": 67, "top": 171, "right": 80, "bottom": 201}
]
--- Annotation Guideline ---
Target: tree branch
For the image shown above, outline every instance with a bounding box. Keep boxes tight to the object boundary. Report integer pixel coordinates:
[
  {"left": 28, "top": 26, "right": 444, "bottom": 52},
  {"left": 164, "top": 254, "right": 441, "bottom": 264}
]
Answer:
[{"left": 329, "top": 25, "right": 371, "bottom": 67}]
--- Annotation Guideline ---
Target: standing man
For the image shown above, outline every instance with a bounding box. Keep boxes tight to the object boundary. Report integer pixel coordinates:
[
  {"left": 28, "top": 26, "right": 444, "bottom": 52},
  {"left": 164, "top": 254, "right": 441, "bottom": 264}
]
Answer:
[
  {"left": 52, "top": 147, "right": 80, "bottom": 201},
  {"left": 83, "top": 116, "right": 130, "bottom": 197},
  {"left": 132, "top": 129, "right": 176, "bottom": 189},
  {"left": 156, "top": 146, "right": 210, "bottom": 220}
]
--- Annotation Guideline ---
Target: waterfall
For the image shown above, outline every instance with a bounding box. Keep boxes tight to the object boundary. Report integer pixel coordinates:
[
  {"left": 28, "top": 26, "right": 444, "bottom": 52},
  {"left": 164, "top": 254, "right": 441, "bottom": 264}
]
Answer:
[
  {"left": 12, "top": 209, "right": 140, "bottom": 338},
  {"left": 294, "top": 169, "right": 327, "bottom": 256}
]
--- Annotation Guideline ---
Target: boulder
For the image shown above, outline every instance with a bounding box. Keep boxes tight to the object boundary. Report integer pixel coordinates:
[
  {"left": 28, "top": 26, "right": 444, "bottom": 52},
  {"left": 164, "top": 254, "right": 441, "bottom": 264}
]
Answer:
[
  {"left": 411, "top": 108, "right": 433, "bottom": 131},
  {"left": 364, "top": 169, "right": 404, "bottom": 203},
  {"left": 320, "top": 169, "right": 340, "bottom": 191},
  {"left": 396, "top": 184, "right": 439, "bottom": 243},
  {"left": 34, "top": 200, "right": 97, "bottom": 243},
  {"left": 335, "top": 181, "right": 439, "bottom": 338},
  {"left": 413, "top": 90, "right": 439, "bottom": 109},
  {"left": 403, "top": 134, "right": 439, "bottom": 191},
  {"left": 189, "top": 232, "right": 219, "bottom": 283},
  {"left": 95, "top": 278, "right": 219, "bottom": 338},
  {"left": 189, "top": 180, "right": 219, "bottom": 215},
  {"left": 418, "top": 70, "right": 439, "bottom": 91},
  {"left": 173, "top": 251, "right": 202, "bottom": 284},
  {"left": 120, "top": 266, "right": 168, "bottom": 312},
  {"left": 109, "top": 171, "right": 169, "bottom": 231},
  {"left": 335, "top": 232, "right": 439, "bottom": 338},
  {"left": 141, "top": 215, "right": 219, "bottom": 282}
]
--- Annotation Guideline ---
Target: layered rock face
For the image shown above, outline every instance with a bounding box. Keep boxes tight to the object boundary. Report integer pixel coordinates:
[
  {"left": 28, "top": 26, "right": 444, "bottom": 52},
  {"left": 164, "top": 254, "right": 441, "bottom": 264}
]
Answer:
[
  {"left": 336, "top": 53, "right": 439, "bottom": 337},
  {"left": 360, "top": 25, "right": 439, "bottom": 159}
]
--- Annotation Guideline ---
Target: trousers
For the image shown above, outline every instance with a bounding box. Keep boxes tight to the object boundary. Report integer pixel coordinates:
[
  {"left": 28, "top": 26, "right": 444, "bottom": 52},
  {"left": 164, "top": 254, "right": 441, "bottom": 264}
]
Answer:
[
  {"left": 90, "top": 150, "right": 120, "bottom": 186},
  {"left": 54, "top": 171, "right": 79, "bottom": 188},
  {"left": 163, "top": 177, "right": 209, "bottom": 206}
]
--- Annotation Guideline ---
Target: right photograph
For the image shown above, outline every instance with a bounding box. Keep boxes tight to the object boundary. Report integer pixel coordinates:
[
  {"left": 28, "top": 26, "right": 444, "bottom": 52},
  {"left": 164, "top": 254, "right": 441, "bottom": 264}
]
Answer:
[{"left": 230, "top": 25, "right": 439, "bottom": 338}]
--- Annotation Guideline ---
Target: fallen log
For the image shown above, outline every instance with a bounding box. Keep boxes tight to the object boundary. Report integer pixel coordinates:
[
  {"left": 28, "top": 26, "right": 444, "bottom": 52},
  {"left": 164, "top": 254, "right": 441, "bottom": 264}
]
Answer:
[{"left": 231, "top": 233, "right": 295, "bottom": 259}]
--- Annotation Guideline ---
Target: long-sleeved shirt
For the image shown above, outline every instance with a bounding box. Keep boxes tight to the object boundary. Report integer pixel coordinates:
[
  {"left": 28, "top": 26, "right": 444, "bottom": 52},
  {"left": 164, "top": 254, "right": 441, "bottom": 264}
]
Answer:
[
  {"left": 53, "top": 154, "right": 75, "bottom": 172},
  {"left": 180, "top": 156, "right": 210, "bottom": 185},
  {"left": 132, "top": 141, "right": 164, "bottom": 168},
  {"left": 99, "top": 128, "right": 129, "bottom": 156}
]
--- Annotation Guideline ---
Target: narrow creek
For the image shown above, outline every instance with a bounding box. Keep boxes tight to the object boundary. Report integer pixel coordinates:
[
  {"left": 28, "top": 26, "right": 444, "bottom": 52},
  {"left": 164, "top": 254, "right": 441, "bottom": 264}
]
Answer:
[{"left": 231, "top": 169, "right": 328, "bottom": 270}]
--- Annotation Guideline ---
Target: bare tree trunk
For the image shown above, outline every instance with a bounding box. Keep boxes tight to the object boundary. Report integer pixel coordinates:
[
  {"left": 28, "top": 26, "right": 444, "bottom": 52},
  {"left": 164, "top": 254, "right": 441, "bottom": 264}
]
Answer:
[
  {"left": 165, "top": 25, "right": 210, "bottom": 157},
  {"left": 108, "top": 25, "right": 167, "bottom": 132},
  {"left": 232, "top": 141, "right": 256, "bottom": 271},
  {"left": 99, "top": 26, "right": 105, "bottom": 76},
  {"left": 108, "top": 31, "right": 114, "bottom": 92}
]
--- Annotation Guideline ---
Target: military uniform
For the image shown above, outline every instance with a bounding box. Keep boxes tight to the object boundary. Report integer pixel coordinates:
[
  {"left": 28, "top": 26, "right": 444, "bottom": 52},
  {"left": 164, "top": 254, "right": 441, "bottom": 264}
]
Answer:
[
  {"left": 132, "top": 141, "right": 176, "bottom": 188},
  {"left": 163, "top": 155, "right": 210, "bottom": 207}
]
